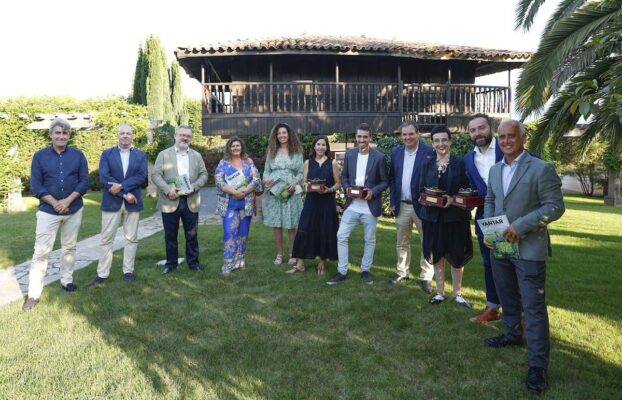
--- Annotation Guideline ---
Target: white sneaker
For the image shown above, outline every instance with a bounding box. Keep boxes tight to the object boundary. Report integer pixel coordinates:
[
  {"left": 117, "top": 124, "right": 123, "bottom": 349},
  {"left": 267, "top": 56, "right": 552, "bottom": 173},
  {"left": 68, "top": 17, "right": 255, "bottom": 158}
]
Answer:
[{"left": 454, "top": 295, "right": 472, "bottom": 309}]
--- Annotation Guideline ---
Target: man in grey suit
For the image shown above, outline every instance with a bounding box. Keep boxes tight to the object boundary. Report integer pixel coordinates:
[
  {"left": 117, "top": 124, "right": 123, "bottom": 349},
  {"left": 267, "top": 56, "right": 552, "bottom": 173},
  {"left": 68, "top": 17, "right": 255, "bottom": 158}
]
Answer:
[
  {"left": 152, "top": 125, "right": 208, "bottom": 275},
  {"left": 327, "top": 123, "right": 389, "bottom": 285},
  {"left": 483, "top": 119, "right": 565, "bottom": 394}
]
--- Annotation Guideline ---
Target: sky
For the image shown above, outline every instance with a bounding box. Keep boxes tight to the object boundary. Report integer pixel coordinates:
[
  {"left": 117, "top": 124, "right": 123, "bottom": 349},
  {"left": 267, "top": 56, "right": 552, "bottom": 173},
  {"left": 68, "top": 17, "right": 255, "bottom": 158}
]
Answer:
[{"left": 0, "top": 0, "right": 560, "bottom": 100}]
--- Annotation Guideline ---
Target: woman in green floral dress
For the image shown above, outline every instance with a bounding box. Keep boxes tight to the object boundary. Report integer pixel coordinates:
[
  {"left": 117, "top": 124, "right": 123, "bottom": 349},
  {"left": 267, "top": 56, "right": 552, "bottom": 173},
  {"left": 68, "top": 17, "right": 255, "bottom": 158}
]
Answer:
[{"left": 262, "top": 123, "right": 304, "bottom": 266}]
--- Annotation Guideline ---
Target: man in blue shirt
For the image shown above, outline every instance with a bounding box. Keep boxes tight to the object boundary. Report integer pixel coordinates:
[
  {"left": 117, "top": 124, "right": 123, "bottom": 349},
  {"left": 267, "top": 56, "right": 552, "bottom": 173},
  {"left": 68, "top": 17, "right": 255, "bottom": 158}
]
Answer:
[
  {"left": 87, "top": 124, "right": 147, "bottom": 286},
  {"left": 387, "top": 121, "right": 435, "bottom": 292},
  {"left": 23, "top": 119, "right": 89, "bottom": 311}
]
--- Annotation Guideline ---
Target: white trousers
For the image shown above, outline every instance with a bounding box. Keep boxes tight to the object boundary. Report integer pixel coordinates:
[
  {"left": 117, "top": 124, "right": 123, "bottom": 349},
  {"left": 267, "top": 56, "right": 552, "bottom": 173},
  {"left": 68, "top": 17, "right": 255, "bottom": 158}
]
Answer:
[
  {"left": 28, "top": 208, "right": 83, "bottom": 299},
  {"left": 395, "top": 203, "right": 434, "bottom": 281},
  {"left": 97, "top": 203, "right": 140, "bottom": 278}
]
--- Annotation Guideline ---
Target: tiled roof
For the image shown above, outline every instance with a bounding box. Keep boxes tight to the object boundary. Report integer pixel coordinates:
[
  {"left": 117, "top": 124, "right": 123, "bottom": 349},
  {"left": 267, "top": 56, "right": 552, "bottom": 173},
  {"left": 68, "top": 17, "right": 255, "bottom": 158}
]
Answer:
[{"left": 176, "top": 35, "right": 531, "bottom": 61}]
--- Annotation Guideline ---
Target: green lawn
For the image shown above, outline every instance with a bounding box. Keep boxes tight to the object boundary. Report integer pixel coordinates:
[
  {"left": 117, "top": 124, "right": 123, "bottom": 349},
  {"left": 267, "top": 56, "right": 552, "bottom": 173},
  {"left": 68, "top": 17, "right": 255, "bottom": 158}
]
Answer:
[
  {"left": 0, "top": 191, "right": 158, "bottom": 269},
  {"left": 0, "top": 194, "right": 620, "bottom": 399}
]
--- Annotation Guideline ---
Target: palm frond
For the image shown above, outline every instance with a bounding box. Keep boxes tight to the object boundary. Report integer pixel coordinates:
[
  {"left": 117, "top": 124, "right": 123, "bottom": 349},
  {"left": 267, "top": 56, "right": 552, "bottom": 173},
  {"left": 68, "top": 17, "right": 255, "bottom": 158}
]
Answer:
[
  {"left": 551, "top": 45, "right": 597, "bottom": 95},
  {"left": 543, "top": 0, "right": 589, "bottom": 32},
  {"left": 516, "top": 3, "right": 618, "bottom": 116},
  {"left": 515, "top": 0, "right": 548, "bottom": 31},
  {"left": 527, "top": 57, "right": 617, "bottom": 153}
]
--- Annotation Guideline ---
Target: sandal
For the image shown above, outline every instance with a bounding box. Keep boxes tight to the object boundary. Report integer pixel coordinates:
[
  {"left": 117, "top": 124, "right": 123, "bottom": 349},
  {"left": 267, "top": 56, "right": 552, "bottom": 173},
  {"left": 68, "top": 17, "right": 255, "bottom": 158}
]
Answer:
[
  {"left": 429, "top": 293, "right": 446, "bottom": 305},
  {"left": 273, "top": 254, "right": 284, "bottom": 265},
  {"left": 285, "top": 265, "right": 305, "bottom": 274},
  {"left": 454, "top": 295, "right": 472, "bottom": 309},
  {"left": 316, "top": 262, "right": 326, "bottom": 275}
]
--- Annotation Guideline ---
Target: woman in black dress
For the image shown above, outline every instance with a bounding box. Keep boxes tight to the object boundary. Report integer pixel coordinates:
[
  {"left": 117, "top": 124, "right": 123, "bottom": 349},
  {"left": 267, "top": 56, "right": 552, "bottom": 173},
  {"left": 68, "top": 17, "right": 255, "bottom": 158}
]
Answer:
[
  {"left": 418, "top": 126, "right": 473, "bottom": 308},
  {"left": 288, "top": 135, "right": 341, "bottom": 275}
]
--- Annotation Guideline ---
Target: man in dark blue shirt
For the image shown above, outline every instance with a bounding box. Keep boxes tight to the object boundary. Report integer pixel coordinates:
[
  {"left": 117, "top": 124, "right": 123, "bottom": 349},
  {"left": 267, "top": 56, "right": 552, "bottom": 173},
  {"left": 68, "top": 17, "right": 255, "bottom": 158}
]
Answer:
[{"left": 23, "top": 118, "right": 89, "bottom": 311}]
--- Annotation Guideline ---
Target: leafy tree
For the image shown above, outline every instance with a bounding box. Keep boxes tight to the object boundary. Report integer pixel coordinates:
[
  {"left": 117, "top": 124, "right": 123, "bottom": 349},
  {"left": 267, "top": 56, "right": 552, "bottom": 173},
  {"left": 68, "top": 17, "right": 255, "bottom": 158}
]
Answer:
[{"left": 514, "top": 0, "right": 622, "bottom": 203}]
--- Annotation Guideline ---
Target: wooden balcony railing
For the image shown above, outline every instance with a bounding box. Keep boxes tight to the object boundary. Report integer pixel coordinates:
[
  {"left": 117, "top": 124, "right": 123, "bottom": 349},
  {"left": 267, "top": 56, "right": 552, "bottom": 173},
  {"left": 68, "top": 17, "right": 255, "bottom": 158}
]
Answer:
[{"left": 203, "top": 82, "right": 510, "bottom": 116}]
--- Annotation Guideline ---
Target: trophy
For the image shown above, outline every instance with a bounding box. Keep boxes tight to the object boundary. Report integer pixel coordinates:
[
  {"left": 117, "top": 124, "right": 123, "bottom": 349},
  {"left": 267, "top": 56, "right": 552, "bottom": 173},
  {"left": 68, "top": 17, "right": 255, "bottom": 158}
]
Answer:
[
  {"left": 347, "top": 185, "right": 369, "bottom": 199},
  {"left": 306, "top": 178, "right": 327, "bottom": 193},
  {"left": 419, "top": 187, "right": 447, "bottom": 207},
  {"left": 453, "top": 188, "right": 485, "bottom": 209}
]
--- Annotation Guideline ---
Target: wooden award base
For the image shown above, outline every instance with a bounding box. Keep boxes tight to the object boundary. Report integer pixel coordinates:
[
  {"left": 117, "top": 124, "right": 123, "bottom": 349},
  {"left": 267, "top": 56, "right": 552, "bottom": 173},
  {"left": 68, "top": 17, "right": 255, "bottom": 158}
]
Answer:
[
  {"left": 453, "top": 195, "right": 485, "bottom": 209},
  {"left": 348, "top": 186, "right": 368, "bottom": 199},
  {"left": 419, "top": 193, "right": 446, "bottom": 207}
]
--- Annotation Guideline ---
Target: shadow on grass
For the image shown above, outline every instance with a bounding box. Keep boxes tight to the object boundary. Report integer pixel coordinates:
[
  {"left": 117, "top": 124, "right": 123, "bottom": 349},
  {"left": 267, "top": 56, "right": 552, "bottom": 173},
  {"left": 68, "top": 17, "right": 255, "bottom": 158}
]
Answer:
[{"left": 35, "top": 220, "right": 621, "bottom": 399}]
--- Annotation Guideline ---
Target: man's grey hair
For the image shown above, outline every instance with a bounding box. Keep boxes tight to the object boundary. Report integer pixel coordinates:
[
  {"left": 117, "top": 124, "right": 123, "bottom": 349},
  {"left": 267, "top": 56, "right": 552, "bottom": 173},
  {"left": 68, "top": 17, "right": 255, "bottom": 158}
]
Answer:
[
  {"left": 175, "top": 124, "right": 192, "bottom": 135},
  {"left": 399, "top": 120, "right": 419, "bottom": 133},
  {"left": 498, "top": 119, "right": 526, "bottom": 136},
  {"left": 49, "top": 118, "right": 71, "bottom": 135},
  {"left": 118, "top": 123, "right": 134, "bottom": 133}
]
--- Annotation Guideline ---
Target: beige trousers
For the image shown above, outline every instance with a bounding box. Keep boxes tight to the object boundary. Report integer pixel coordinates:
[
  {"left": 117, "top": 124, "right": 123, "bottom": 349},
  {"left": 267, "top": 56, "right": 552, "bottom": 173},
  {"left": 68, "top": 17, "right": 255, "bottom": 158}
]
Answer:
[
  {"left": 97, "top": 203, "right": 140, "bottom": 278},
  {"left": 395, "top": 202, "right": 434, "bottom": 280},
  {"left": 28, "top": 208, "right": 83, "bottom": 299}
]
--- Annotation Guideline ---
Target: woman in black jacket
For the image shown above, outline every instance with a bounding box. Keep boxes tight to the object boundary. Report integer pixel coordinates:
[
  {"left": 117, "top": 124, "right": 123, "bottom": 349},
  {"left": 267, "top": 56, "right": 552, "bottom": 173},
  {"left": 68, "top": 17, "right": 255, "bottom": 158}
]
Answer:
[{"left": 418, "top": 126, "right": 473, "bottom": 308}]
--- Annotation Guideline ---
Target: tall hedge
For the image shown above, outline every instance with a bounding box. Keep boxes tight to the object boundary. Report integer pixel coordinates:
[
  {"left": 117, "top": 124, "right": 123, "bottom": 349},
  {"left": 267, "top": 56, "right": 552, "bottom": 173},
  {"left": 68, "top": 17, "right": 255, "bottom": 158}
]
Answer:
[{"left": 0, "top": 97, "right": 151, "bottom": 206}]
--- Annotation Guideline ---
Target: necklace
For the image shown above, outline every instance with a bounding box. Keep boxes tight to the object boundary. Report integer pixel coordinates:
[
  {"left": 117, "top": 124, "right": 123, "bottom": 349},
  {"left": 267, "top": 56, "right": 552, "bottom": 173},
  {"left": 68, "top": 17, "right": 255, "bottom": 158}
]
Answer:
[{"left": 436, "top": 156, "right": 449, "bottom": 178}]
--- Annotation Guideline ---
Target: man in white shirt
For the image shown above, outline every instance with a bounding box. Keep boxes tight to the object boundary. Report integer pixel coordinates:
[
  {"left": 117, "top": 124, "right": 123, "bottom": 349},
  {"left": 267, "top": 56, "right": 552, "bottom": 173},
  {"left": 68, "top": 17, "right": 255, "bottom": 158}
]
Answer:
[
  {"left": 87, "top": 124, "right": 147, "bottom": 286},
  {"left": 151, "top": 125, "right": 209, "bottom": 274},
  {"left": 387, "top": 121, "right": 435, "bottom": 292},
  {"left": 464, "top": 114, "right": 504, "bottom": 323},
  {"left": 327, "top": 123, "right": 388, "bottom": 285}
]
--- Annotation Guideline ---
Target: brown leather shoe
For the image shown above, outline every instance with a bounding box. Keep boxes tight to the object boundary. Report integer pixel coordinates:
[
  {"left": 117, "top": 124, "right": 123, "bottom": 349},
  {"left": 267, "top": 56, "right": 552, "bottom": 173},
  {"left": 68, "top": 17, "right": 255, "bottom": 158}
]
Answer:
[
  {"left": 469, "top": 307, "right": 501, "bottom": 324},
  {"left": 22, "top": 297, "right": 39, "bottom": 311}
]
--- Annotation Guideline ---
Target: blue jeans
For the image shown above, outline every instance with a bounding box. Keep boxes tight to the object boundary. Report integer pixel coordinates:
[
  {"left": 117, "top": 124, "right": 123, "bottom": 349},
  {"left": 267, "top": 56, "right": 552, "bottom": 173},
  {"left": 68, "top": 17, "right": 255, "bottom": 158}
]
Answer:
[
  {"left": 162, "top": 197, "right": 200, "bottom": 269},
  {"left": 475, "top": 208, "right": 501, "bottom": 308},
  {"left": 492, "top": 257, "right": 549, "bottom": 368},
  {"left": 337, "top": 208, "right": 378, "bottom": 275}
]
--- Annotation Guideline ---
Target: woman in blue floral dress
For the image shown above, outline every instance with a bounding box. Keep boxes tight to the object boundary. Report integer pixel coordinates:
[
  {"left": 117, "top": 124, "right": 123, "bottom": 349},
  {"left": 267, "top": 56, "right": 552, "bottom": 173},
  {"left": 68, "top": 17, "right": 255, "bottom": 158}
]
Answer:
[
  {"left": 215, "top": 136, "right": 262, "bottom": 276},
  {"left": 262, "top": 123, "right": 304, "bottom": 266}
]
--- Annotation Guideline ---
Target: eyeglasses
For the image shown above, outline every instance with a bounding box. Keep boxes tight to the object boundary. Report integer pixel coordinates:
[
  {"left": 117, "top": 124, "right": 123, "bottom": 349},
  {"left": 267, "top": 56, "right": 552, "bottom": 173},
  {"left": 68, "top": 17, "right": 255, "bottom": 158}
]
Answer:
[{"left": 432, "top": 138, "right": 450, "bottom": 144}]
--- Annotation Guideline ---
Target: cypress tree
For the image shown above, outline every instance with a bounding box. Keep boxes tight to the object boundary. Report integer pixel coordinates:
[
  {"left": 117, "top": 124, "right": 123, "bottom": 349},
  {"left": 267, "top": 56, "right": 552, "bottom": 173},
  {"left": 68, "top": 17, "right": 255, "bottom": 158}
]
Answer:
[
  {"left": 145, "top": 35, "right": 166, "bottom": 121},
  {"left": 130, "top": 43, "right": 147, "bottom": 105},
  {"left": 160, "top": 46, "right": 173, "bottom": 123},
  {"left": 170, "top": 61, "right": 188, "bottom": 125}
]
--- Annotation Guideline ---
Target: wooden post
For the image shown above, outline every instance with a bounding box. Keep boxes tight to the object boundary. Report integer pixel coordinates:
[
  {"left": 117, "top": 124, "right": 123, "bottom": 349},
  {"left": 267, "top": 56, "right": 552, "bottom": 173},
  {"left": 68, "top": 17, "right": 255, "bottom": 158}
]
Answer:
[
  {"left": 446, "top": 66, "right": 452, "bottom": 116},
  {"left": 397, "top": 63, "right": 403, "bottom": 116},
  {"left": 335, "top": 61, "right": 340, "bottom": 112},
  {"left": 269, "top": 61, "right": 274, "bottom": 113},
  {"left": 507, "top": 63, "right": 512, "bottom": 114}
]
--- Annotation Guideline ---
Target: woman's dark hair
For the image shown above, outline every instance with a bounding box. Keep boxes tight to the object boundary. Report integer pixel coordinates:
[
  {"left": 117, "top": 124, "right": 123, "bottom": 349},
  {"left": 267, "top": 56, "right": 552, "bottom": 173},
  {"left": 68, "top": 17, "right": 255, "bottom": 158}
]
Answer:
[
  {"left": 266, "top": 122, "right": 302, "bottom": 159},
  {"left": 309, "top": 135, "right": 332, "bottom": 159},
  {"left": 430, "top": 125, "right": 452, "bottom": 141},
  {"left": 224, "top": 136, "right": 249, "bottom": 160}
]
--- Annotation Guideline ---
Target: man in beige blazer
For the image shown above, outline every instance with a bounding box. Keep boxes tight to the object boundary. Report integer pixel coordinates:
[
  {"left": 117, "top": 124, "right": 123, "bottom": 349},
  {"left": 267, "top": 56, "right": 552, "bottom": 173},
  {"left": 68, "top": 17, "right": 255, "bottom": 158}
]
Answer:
[{"left": 152, "top": 125, "right": 208, "bottom": 274}]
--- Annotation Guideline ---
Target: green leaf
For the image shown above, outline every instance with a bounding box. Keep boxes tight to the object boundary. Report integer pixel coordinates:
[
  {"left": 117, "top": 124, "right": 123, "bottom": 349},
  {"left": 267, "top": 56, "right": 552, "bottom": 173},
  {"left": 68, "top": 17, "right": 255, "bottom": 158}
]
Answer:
[{"left": 579, "top": 101, "right": 591, "bottom": 118}]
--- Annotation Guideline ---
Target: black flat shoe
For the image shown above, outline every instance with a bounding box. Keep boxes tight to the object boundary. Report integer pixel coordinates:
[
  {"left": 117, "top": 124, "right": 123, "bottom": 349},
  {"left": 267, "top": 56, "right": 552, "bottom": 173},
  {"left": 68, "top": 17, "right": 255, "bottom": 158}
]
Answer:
[
  {"left": 161, "top": 266, "right": 176, "bottom": 275},
  {"left": 387, "top": 273, "right": 409, "bottom": 285},
  {"left": 484, "top": 334, "right": 523, "bottom": 348},
  {"left": 527, "top": 367, "right": 547, "bottom": 394},
  {"left": 61, "top": 283, "right": 78, "bottom": 292}
]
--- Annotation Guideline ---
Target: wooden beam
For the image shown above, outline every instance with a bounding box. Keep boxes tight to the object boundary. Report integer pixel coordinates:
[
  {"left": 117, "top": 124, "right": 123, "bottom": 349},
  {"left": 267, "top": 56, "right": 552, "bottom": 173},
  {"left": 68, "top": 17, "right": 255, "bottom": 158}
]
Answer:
[{"left": 397, "top": 63, "right": 403, "bottom": 116}]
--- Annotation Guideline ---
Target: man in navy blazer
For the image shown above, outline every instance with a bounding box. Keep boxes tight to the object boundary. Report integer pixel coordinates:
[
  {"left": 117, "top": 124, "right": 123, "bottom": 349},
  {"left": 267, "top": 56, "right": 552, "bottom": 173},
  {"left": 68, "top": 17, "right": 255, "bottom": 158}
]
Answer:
[
  {"left": 327, "top": 123, "right": 389, "bottom": 285},
  {"left": 483, "top": 120, "right": 565, "bottom": 394},
  {"left": 464, "top": 114, "right": 504, "bottom": 323},
  {"left": 387, "top": 121, "right": 435, "bottom": 292},
  {"left": 87, "top": 124, "right": 147, "bottom": 285}
]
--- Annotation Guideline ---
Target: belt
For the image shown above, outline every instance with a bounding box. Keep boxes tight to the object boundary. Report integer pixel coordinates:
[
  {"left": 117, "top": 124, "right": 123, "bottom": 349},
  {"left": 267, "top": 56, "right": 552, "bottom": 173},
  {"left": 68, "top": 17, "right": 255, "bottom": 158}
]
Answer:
[{"left": 401, "top": 200, "right": 413, "bottom": 204}]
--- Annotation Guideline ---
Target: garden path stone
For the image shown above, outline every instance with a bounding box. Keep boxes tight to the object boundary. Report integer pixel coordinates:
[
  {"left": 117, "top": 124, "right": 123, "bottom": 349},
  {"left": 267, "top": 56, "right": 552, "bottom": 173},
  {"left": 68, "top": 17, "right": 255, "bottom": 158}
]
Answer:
[{"left": 0, "top": 188, "right": 221, "bottom": 308}]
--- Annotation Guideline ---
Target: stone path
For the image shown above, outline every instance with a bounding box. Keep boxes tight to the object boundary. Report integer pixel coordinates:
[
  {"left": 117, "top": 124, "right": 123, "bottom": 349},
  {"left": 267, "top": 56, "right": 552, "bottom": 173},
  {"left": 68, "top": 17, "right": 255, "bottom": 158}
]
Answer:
[{"left": 0, "top": 188, "right": 222, "bottom": 308}]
